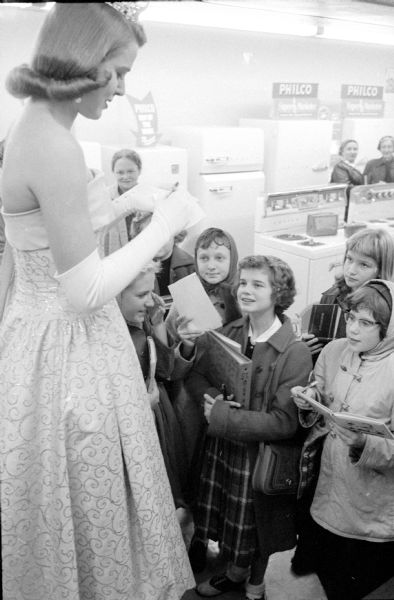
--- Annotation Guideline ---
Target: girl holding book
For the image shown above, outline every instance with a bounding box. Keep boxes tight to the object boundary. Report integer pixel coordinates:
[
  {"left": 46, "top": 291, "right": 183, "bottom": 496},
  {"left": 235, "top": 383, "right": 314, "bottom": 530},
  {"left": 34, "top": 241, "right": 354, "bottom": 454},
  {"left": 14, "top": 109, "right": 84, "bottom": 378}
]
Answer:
[
  {"left": 186, "top": 255, "right": 312, "bottom": 600},
  {"left": 292, "top": 279, "right": 394, "bottom": 600},
  {"left": 293, "top": 227, "right": 394, "bottom": 577},
  {"left": 302, "top": 227, "right": 394, "bottom": 356}
]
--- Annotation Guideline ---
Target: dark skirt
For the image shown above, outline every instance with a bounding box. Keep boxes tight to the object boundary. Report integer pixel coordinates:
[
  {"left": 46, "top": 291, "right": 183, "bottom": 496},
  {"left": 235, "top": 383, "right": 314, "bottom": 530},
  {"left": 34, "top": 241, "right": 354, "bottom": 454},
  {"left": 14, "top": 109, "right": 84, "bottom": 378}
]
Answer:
[
  {"left": 193, "top": 436, "right": 258, "bottom": 568},
  {"left": 312, "top": 520, "right": 394, "bottom": 600},
  {"left": 153, "top": 383, "right": 189, "bottom": 509}
]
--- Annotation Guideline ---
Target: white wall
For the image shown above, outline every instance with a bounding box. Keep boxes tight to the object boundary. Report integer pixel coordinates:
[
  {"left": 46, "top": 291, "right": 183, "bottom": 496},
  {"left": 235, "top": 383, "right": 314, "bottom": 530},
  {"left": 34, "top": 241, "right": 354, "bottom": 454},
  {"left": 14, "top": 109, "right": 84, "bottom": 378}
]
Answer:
[{"left": 1, "top": 6, "right": 394, "bottom": 147}]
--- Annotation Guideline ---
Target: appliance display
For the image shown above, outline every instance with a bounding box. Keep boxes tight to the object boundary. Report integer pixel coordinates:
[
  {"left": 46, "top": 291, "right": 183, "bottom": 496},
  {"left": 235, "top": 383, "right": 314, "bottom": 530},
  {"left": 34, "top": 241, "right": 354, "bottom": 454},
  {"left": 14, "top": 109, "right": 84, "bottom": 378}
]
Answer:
[
  {"left": 79, "top": 141, "right": 188, "bottom": 189},
  {"left": 165, "top": 126, "right": 265, "bottom": 257},
  {"left": 239, "top": 118, "right": 334, "bottom": 192},
  {"left": 255, "top": 229, "right": 347, "bottom": 319},
  {"left": 255, "top": 183, "right": 348, "bottom": 318},
  {"left": 341, "top": 118, "right": 394, "bottom": 172},
  {"left": 347, "top": 183, "right": 394, "bottom": 225}
]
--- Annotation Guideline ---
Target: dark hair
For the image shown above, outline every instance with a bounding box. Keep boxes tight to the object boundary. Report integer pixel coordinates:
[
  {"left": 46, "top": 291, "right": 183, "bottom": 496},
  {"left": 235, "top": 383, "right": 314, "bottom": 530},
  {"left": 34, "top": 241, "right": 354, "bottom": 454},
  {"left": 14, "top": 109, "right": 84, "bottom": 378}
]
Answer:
[
  {"left": 377, "top": 135, "right": 394, "bottom": 151},
  {"left": 195, "top": 227, "right": 232, "bottom": 252},
  {"left": 338, "top": 139, "right": 358, "bottom": 156},
  {"left": 111, "top": 148, "right": 142, "bottom": 172},
  {"left": 6, "top": 3, "right": 146, "bottom": 101},
  {"left": 346, "top": 284, "right": 391, "bottom": 339},
  {"left": 237, "top": 255, "right": 296, "bottom": 315}
]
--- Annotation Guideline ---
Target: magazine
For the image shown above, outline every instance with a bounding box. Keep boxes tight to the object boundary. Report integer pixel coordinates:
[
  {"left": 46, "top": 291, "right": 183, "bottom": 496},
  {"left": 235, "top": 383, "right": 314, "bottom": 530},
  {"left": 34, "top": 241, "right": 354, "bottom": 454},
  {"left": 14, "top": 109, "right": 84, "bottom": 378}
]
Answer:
[{"left": 296, "top": 390, "right": 394, "bottom": 439}]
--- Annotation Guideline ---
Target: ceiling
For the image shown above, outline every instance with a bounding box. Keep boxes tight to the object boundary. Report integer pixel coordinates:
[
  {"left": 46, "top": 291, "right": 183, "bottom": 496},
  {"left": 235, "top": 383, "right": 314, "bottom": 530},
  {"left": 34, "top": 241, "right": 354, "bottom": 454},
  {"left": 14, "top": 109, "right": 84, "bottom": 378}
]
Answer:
[{"left": 206, "top": 0, "right": 394, "bottom": 26}]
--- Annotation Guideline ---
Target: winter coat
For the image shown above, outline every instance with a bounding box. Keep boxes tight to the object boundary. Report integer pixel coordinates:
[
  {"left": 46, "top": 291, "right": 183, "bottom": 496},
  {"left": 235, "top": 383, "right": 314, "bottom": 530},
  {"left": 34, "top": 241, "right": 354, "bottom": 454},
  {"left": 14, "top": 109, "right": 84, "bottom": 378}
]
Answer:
[
  {"left": 187, "top": 315, "right": 312, "bottom": 555},
  {"left": 330, "top": 160, "right": 364, "bottom": 198},
  {"left": 307, "top": 280, "right": 394, "bottom": 541},
  {"left": 363, "top": 156, "right": 394, "bottom": 184}
]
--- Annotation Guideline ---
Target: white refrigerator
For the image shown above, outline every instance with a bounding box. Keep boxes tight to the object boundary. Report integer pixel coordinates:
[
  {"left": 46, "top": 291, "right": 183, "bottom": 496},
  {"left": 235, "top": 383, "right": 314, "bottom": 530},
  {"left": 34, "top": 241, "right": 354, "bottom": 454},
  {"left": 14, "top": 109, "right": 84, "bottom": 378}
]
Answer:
[
  {"left": 166, "top": 126, "right": 265, "bottom": 258},
  {"left": 79, "top": 141, "right": 188, "bottom": 189},
  {"left": 240, "top": 118, "right": 333, "bottom": 193}
]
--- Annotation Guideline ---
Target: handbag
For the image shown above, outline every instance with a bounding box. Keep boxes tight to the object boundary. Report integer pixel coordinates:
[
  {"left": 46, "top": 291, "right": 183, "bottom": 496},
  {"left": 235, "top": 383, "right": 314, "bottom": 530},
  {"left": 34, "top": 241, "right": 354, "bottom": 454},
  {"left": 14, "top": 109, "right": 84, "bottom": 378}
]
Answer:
[{"left": 252, "top": 441, "right": 302, "bottom": 495}]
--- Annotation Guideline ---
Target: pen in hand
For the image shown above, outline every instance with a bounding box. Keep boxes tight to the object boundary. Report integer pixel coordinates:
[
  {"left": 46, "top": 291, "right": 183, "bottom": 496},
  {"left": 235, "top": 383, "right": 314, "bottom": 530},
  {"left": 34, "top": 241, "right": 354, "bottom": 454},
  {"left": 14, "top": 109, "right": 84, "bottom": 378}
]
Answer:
[{"left": 166, "top": 181, "right": 179, "bottom": 197}]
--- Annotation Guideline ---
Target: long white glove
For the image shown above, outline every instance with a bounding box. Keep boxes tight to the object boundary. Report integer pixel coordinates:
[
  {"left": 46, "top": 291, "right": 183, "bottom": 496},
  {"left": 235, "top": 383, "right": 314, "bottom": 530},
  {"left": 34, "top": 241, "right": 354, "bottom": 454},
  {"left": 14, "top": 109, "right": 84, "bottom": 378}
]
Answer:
[
  {"left": 55, "top": 188, "right": 205, "bottom": 314},
  {"left": 111, "top": 182, "right": 168, "bottom": 219}
]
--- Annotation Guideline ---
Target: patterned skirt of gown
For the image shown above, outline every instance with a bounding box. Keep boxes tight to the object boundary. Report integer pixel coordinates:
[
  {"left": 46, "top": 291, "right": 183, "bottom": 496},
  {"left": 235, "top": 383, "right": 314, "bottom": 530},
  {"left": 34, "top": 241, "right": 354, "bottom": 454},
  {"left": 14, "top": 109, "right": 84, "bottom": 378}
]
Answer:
[{"left": 0, "top": 247, "right": 194, "bottom": 600}]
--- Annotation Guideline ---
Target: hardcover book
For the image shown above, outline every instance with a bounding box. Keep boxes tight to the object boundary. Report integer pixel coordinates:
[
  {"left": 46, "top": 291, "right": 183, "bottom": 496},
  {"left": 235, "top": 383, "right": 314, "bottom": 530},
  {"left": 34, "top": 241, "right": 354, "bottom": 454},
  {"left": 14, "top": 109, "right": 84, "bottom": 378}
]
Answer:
[
  {"left": 205, "top": 330, "right": 252, "bottom": 409},
  {"left": 296, "top": 390, "right": 394, "bottom": 439},
  {"left": 307, "top": 303, "right": 346, "bottom": 342}
]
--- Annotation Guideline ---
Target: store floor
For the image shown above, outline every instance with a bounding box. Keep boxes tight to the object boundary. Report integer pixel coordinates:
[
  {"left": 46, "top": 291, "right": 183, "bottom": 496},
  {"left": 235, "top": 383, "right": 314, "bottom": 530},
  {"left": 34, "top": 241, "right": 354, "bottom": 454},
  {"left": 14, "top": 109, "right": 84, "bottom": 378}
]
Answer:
[
  {"left": 178, "top": 508, "right": 326, "bottom": 600},
  {"left": 178, "top": 508, "right": 394, "bottom": 600}
]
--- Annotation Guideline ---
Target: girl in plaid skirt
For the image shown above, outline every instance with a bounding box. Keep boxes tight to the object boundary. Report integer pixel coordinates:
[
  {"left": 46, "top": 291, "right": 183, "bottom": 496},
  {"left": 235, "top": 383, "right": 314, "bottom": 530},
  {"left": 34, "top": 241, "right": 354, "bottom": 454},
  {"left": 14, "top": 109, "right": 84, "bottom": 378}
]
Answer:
[{"left": 186, "top": 255, "right": 312, "bottom": 600}]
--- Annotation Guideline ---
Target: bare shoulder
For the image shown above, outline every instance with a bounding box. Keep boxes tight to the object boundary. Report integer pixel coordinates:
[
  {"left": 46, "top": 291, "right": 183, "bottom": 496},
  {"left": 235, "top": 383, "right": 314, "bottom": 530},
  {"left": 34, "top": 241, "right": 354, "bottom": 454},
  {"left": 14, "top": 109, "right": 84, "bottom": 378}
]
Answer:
[{"left": 3, "top": 110, "right": 86, "bottom": 211}]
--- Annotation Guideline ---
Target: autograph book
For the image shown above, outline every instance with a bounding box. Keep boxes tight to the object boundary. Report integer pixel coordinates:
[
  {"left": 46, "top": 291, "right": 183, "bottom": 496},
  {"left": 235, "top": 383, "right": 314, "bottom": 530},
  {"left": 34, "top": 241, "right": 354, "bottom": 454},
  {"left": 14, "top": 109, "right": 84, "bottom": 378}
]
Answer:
[
  {"left": 205, "top": 330, "right": 252, "bottom": 409},
  {"left": 296, "top": 390, "right": 394, "bottom": 439}
]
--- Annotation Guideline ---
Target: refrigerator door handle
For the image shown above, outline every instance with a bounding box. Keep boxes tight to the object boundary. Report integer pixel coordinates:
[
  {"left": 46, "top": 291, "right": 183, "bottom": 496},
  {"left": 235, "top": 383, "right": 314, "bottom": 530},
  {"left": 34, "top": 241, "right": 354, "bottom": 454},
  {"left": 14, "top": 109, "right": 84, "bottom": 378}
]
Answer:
[
  {"left": 205, "top": 156, "right": 230, "bottom": 165},
  {"left": 209, "top": 186, "right": 233, "bottom": 194}
]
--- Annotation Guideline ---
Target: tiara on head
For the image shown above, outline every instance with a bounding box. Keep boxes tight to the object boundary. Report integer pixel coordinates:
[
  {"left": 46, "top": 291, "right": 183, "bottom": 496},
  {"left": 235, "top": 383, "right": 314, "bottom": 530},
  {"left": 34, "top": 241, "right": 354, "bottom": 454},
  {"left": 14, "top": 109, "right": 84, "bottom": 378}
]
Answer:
[{"left": 105, "top": 2, "right": 148, "bottom": 22}]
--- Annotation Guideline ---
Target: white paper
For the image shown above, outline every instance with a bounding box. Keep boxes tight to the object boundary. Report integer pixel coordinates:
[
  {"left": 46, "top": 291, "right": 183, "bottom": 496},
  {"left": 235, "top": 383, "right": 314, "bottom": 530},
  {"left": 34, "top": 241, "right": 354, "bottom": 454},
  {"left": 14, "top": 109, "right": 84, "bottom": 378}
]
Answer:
[{"left": 168, "top": 273, "right": 222, "bottom": 331}]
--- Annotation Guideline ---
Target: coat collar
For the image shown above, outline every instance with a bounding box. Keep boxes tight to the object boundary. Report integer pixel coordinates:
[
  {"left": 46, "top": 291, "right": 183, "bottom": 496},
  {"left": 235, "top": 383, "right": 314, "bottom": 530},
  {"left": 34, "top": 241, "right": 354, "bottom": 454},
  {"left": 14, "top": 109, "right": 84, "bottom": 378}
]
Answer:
[{"left": 229, "top": 314, "right": 296, "bottom": 353}]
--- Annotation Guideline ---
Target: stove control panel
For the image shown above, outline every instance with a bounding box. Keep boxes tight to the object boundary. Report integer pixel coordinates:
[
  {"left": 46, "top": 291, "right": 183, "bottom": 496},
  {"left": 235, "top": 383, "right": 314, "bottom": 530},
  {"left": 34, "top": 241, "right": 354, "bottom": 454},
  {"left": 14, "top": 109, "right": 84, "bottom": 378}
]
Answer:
[
  {"left": 348, "top": 183, "right": 394, "bottom": 223},
  {"left": 257, "top": 184, "right": 347, "bottom": 234}
]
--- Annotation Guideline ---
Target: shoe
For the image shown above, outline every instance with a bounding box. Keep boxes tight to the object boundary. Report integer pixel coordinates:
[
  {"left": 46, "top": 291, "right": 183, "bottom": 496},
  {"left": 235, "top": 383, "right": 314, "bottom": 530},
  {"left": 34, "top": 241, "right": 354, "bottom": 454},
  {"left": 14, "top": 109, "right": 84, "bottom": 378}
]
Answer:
[
  {"left": 188, "top": 539, "right": 207, "bottom": 573},
  {"left": 195, "top": 573, "right": 246, "bottom": 597}
]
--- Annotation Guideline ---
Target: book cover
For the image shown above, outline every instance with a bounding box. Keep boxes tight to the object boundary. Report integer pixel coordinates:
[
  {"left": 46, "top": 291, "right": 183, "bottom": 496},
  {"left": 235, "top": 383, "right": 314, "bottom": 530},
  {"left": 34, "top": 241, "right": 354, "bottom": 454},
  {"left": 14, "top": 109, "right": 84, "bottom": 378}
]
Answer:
[
  {"left": 205, "top": 330, "right": 252, "bottom": 409},
  {"left": 308, "top": 304, "right": 344, "bottom": 342},
  {"left": 296, "top": 390, "right": 394, "bottom": 440}
]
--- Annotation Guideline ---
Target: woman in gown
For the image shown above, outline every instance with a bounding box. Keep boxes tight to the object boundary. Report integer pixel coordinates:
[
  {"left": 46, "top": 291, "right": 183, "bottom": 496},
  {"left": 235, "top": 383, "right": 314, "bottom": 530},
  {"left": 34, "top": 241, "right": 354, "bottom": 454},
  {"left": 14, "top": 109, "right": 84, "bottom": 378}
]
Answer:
[{"left": 0, "top": 4, "right": 195, "bottom": 599}]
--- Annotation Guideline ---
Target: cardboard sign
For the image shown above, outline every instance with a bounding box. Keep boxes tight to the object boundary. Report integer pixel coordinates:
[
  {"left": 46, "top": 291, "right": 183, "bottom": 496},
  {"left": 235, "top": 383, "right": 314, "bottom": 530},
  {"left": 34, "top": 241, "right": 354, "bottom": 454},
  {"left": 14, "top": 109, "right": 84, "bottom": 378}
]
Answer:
[{"left": 127, "top": 92, "right": 160, "bottom": 147}]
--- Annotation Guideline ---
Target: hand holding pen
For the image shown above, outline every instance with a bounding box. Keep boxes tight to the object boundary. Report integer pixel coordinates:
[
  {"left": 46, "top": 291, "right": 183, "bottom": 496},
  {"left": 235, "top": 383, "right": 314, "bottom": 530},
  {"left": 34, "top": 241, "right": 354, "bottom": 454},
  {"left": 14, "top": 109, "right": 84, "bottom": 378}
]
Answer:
[{"left": 291, "top": 381, "right": 318, "bottom": 410}]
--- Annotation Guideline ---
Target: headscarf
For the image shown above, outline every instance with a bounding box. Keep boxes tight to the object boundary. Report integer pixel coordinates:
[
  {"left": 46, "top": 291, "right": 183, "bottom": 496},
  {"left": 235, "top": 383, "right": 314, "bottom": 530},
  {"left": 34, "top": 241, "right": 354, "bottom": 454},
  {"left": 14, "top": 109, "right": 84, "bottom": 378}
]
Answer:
[
  {"left": 194, "top": 227, "right": 240, "bottom": 325},
  {"left": 355, "top": 279, "right": 394, "bottom": 362},
  {"left": 194, "top": 227, "right": 238, "bottom": 293}
]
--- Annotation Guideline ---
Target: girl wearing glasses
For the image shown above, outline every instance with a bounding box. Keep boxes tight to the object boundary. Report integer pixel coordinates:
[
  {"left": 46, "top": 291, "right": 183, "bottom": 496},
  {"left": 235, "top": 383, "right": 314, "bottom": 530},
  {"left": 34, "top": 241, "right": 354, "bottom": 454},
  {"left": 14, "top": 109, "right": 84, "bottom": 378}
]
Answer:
[
  {"left": 302, "top": 228, "right": 394, "bottom": 358},
  {"left": 292, "top": 280, "right": 394, "bottom": 600}
]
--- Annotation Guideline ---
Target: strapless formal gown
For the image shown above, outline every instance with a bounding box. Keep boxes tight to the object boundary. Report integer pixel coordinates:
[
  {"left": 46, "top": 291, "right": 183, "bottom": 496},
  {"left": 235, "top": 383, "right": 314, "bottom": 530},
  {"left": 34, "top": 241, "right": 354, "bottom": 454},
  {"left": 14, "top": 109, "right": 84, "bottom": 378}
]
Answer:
[{"left": 0, "top": 173, "right": 194, "bottom": 600}]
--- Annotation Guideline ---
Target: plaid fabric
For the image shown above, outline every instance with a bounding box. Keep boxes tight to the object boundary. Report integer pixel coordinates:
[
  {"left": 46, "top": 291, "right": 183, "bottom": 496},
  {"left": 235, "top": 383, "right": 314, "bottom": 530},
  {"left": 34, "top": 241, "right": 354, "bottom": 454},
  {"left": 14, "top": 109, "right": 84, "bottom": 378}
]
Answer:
[{"left": 193, "top": 436, "right": 258, "bottom": 568}]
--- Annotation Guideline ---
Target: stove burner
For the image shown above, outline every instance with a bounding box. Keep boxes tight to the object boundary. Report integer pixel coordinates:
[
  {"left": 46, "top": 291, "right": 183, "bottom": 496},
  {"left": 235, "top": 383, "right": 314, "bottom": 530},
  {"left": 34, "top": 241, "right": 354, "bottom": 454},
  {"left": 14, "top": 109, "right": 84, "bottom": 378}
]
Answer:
[
  {"left": 275, "top": 233, "right": 307, "bottom": 241},
  {"left": 298, "top": 240, "right": 325, "bottom": 247}
]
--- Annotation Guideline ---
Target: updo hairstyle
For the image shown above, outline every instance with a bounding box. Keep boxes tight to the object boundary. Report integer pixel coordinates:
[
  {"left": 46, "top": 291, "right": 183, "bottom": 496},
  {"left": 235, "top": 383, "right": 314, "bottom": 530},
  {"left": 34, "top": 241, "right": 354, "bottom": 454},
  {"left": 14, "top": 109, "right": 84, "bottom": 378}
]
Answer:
[
  {"left": 6, "top": 3, "right": 146, "bottom": 101},
  {"left": 338, "top": 139, "right": 358, "bottom": 156},
  {"left": 377, "top": 135, "right": 394, "bottom": 151}
]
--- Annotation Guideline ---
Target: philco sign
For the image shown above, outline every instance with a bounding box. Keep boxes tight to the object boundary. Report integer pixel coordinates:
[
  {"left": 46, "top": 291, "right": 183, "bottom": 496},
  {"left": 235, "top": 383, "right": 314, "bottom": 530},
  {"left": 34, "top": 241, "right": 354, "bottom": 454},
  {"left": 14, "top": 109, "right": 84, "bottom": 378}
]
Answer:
[
  {"left": 340, "top": 84, "right": 384, "bottom": 117},
  {"left": 341, "top": 85, "right": 383, "bottom": 99},
  {"left": 273, "top": 82, "right": 318, "bottom": 98}
]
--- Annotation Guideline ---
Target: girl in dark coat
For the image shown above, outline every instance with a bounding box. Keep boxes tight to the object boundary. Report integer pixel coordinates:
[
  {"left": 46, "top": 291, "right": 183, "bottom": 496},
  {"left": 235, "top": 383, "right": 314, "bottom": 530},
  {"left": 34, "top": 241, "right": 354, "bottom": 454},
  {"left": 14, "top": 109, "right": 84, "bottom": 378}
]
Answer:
[{"left": 186, "top": 255, "right": 312, "bottom": 600}]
